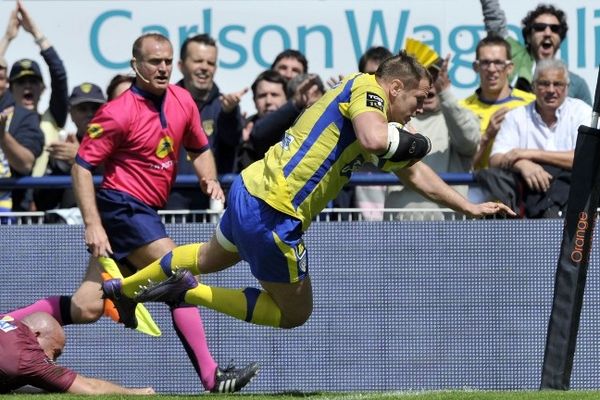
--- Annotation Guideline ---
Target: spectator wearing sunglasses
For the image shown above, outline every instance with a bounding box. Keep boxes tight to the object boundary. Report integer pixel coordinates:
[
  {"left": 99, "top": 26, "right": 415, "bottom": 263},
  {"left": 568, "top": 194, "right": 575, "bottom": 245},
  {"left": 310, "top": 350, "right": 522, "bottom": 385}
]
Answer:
[{"left": 479, "top": 0, "right": 591, "bottom": 105}]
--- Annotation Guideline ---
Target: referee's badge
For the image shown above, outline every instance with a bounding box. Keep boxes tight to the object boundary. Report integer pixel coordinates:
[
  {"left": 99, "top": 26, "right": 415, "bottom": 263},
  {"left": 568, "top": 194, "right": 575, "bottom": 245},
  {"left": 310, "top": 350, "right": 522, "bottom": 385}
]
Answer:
[
  {"left": 87, "top": 123, "right": 104, "bottom": 139},
  {"left": 156, "top": 136, "right": 174, "bottom": 158}
]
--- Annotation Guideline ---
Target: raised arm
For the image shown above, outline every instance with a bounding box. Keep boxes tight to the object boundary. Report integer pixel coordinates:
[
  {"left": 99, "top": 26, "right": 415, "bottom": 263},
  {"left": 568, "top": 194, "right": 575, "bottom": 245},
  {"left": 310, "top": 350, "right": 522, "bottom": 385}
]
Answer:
[
  {"left": 440, "top": 90, "right": 480, "bottom": 156},
  {"left": 217, "top": 87, "right": 247, "bottom": 147},
  {"left": 437, "top": 55, "right": 480, "bottom": 157},
  {"left": 0, "top": 6, "right": 19, "bottom": 57},
  {"left": 18, "top": 0, "right": 69, "bottom": 127},
  {"left": 17, "top": 0, "right": 50, "bottom": 51},
  {"left": 480, "top": 0, "right": 509, "bottom": 38}
]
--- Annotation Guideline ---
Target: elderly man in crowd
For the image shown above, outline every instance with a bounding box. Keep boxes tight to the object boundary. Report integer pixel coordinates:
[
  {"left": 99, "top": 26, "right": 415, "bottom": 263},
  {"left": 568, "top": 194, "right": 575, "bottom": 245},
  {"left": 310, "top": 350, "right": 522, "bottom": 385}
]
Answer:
[{"left": 482, "top": 59, "right": 592, "bottom": 218}]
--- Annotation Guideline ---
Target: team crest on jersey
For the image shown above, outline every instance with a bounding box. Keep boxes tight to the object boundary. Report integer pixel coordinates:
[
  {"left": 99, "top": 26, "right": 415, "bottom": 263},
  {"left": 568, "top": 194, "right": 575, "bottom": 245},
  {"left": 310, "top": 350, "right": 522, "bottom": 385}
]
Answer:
[
  {"left": 0, "top": 316, "right": 17, "bottom": 333},
  {"left": 87, "top": 123, "right": 104, "bottom": 139},
  {"left": 280, "top": 132, "right": 294, "bottom": 150},
  {"left": 366, "top": 92, "right": 384, "bottom": 112},
  {"left": 202, "top": 119, "right": 214, "bottom": 136},
  {"left": 295, "top": 240, "right": 307, "bottom": 272},
  {"left": 156, "top": 136, "right": 175, "bottom": 159},
  {"left": 340, "top": 156, "right": 365, "bottom": 178}
]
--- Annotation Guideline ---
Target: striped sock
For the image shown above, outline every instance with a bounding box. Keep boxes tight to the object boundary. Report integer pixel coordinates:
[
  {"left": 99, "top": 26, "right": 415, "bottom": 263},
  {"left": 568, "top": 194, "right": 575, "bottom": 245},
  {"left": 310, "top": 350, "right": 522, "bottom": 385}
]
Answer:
[
  {"left": 184, "top": 285, "right": 282, "bottom": 328},
  {"left": 121, "top": 243, "right": 202, "bottom": 298}
]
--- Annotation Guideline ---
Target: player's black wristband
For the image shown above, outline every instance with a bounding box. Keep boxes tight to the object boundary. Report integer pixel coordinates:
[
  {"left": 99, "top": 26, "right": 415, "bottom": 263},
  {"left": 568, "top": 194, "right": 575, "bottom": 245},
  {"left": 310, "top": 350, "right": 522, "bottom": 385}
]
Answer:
[{"left": 387, "top": 130, "right": 431, "bottom": 162}]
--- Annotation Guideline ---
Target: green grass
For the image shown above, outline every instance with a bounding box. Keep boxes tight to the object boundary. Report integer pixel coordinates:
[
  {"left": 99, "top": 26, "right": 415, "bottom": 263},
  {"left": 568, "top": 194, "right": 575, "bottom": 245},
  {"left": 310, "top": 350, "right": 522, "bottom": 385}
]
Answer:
[{"left": 3, "top": 391, "right": 600, "bottom": 400}]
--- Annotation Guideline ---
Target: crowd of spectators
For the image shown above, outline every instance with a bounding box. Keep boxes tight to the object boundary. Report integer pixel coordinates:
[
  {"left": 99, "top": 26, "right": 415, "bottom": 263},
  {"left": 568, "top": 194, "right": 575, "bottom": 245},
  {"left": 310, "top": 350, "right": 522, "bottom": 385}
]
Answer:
[{"left": 0, "top": 0, "right": 594, "bottom": 221}]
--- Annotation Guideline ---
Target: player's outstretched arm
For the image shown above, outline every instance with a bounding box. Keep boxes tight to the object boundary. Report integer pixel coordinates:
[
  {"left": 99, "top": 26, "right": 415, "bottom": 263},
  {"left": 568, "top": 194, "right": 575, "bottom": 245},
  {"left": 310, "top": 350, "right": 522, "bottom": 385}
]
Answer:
[
  {"left": 395, "top": 161, "right": 516, "bottom": 218},
  {"left": 67, "top": 375, "right": 154, "bottom": 395}
]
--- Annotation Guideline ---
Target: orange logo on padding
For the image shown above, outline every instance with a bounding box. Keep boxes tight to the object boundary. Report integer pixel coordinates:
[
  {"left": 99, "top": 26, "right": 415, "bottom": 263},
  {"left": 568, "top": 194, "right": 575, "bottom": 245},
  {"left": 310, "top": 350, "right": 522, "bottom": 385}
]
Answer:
[
  {"left": 87, "top": 123, "right": 104, "bottom": 138},
  {"left": 571, "top": 211, "right": 590, "bottom": 264},
  {"left": 156, "top": 136, "right": 174, "bottom": 159}
]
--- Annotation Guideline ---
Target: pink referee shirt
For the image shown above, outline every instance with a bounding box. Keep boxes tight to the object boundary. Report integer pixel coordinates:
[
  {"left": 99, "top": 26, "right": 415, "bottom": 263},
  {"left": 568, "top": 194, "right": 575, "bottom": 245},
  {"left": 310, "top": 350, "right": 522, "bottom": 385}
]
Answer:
[{"left": 76, "top": 85, "right": 209, "bottom": 208}]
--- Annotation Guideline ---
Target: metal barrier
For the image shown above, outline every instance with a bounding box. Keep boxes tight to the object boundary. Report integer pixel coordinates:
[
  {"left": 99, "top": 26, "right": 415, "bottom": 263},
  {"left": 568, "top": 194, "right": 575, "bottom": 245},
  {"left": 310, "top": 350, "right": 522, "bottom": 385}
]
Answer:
[
  {"left": 0, "top": 172, "right": 476, "bottom": 189},
  {"left": 0, "top": 208, "right": 469, "bottom": 225},
  {"left": 0, "top": 172, "right": 477, "bottom": 224},
  {"left": 0, "top": 211, "right": 46, "bottom": 225}
]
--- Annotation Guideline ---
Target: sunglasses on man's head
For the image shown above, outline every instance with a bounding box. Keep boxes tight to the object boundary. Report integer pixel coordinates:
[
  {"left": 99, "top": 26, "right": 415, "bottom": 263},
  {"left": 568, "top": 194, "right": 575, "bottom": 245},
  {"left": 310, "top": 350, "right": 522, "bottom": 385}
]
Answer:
[{"left": 531, "top": 23, "right": 562, "bottom": 33}]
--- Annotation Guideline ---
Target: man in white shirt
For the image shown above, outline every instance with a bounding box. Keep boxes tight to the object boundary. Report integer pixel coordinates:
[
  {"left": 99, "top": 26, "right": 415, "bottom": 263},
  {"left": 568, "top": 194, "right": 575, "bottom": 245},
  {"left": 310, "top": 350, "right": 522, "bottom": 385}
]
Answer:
[
  {"left": 490, "top": 59, "right": 591, "bottom": 191},
  {"left": 487, "top": 58, "right": 591, "bottom": 217}
]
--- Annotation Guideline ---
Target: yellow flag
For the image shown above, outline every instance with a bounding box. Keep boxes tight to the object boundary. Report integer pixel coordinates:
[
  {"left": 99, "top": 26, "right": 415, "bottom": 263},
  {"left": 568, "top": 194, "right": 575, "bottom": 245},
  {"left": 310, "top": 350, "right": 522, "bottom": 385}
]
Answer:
[{"left": 98, "top": 257, "right": 161, "bottom": 337}]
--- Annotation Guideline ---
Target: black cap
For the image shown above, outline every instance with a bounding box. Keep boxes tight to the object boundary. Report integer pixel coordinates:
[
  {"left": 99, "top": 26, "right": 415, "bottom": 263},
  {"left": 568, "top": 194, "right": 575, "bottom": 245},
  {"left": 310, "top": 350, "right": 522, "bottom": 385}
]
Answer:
[
  {"left": 69, "top": 83, "right": 106, "bottom": 106},
  {"left": 9, "top": 59, "right": 43, "bottom": 82}
]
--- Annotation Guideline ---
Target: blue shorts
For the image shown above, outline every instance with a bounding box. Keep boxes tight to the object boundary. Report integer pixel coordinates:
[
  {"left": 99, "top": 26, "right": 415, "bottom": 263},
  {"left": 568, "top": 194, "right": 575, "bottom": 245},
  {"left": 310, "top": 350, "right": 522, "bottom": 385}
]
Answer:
[
  {"left": 217, "top": 176, "right": 308, "bottom": 283},
  {"left": 96, "top": 189, "right": 168, "bottom": 261}
]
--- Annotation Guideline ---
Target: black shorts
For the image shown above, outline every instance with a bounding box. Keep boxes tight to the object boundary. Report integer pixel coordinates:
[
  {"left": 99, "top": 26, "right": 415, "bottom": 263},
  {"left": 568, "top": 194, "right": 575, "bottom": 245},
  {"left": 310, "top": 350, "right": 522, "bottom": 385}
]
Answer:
[{"left": 96, "top": 189, "right": 167, "bottom": 261}]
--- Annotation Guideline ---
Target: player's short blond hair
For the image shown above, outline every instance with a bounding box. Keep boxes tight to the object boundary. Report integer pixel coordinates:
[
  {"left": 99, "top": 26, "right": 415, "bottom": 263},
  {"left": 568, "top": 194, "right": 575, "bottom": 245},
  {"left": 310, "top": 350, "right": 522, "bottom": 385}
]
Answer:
[{"left": 375, "top": 50, "right": 432, "bottom": 89}]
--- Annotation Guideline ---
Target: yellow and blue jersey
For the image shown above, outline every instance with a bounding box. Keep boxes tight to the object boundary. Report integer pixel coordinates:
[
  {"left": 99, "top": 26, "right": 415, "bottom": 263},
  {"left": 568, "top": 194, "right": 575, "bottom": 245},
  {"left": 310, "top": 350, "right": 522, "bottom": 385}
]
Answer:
[
  {"left": 241, "top": 73, "right": 388, "bottom": 230},
  {"left": 460, "top": 88, "right": 535, "bottom": 169}
]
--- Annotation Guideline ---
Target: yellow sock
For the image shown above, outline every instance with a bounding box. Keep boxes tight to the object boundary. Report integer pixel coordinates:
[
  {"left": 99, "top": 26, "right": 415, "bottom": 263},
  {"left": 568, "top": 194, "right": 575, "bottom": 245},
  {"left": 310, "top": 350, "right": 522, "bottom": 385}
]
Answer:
[
  {"left": 121, "top": 243, "right": 202, "bottom": 298},
  {"left": 184, "top": 284, "right": 282, "bottom": 328}
]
